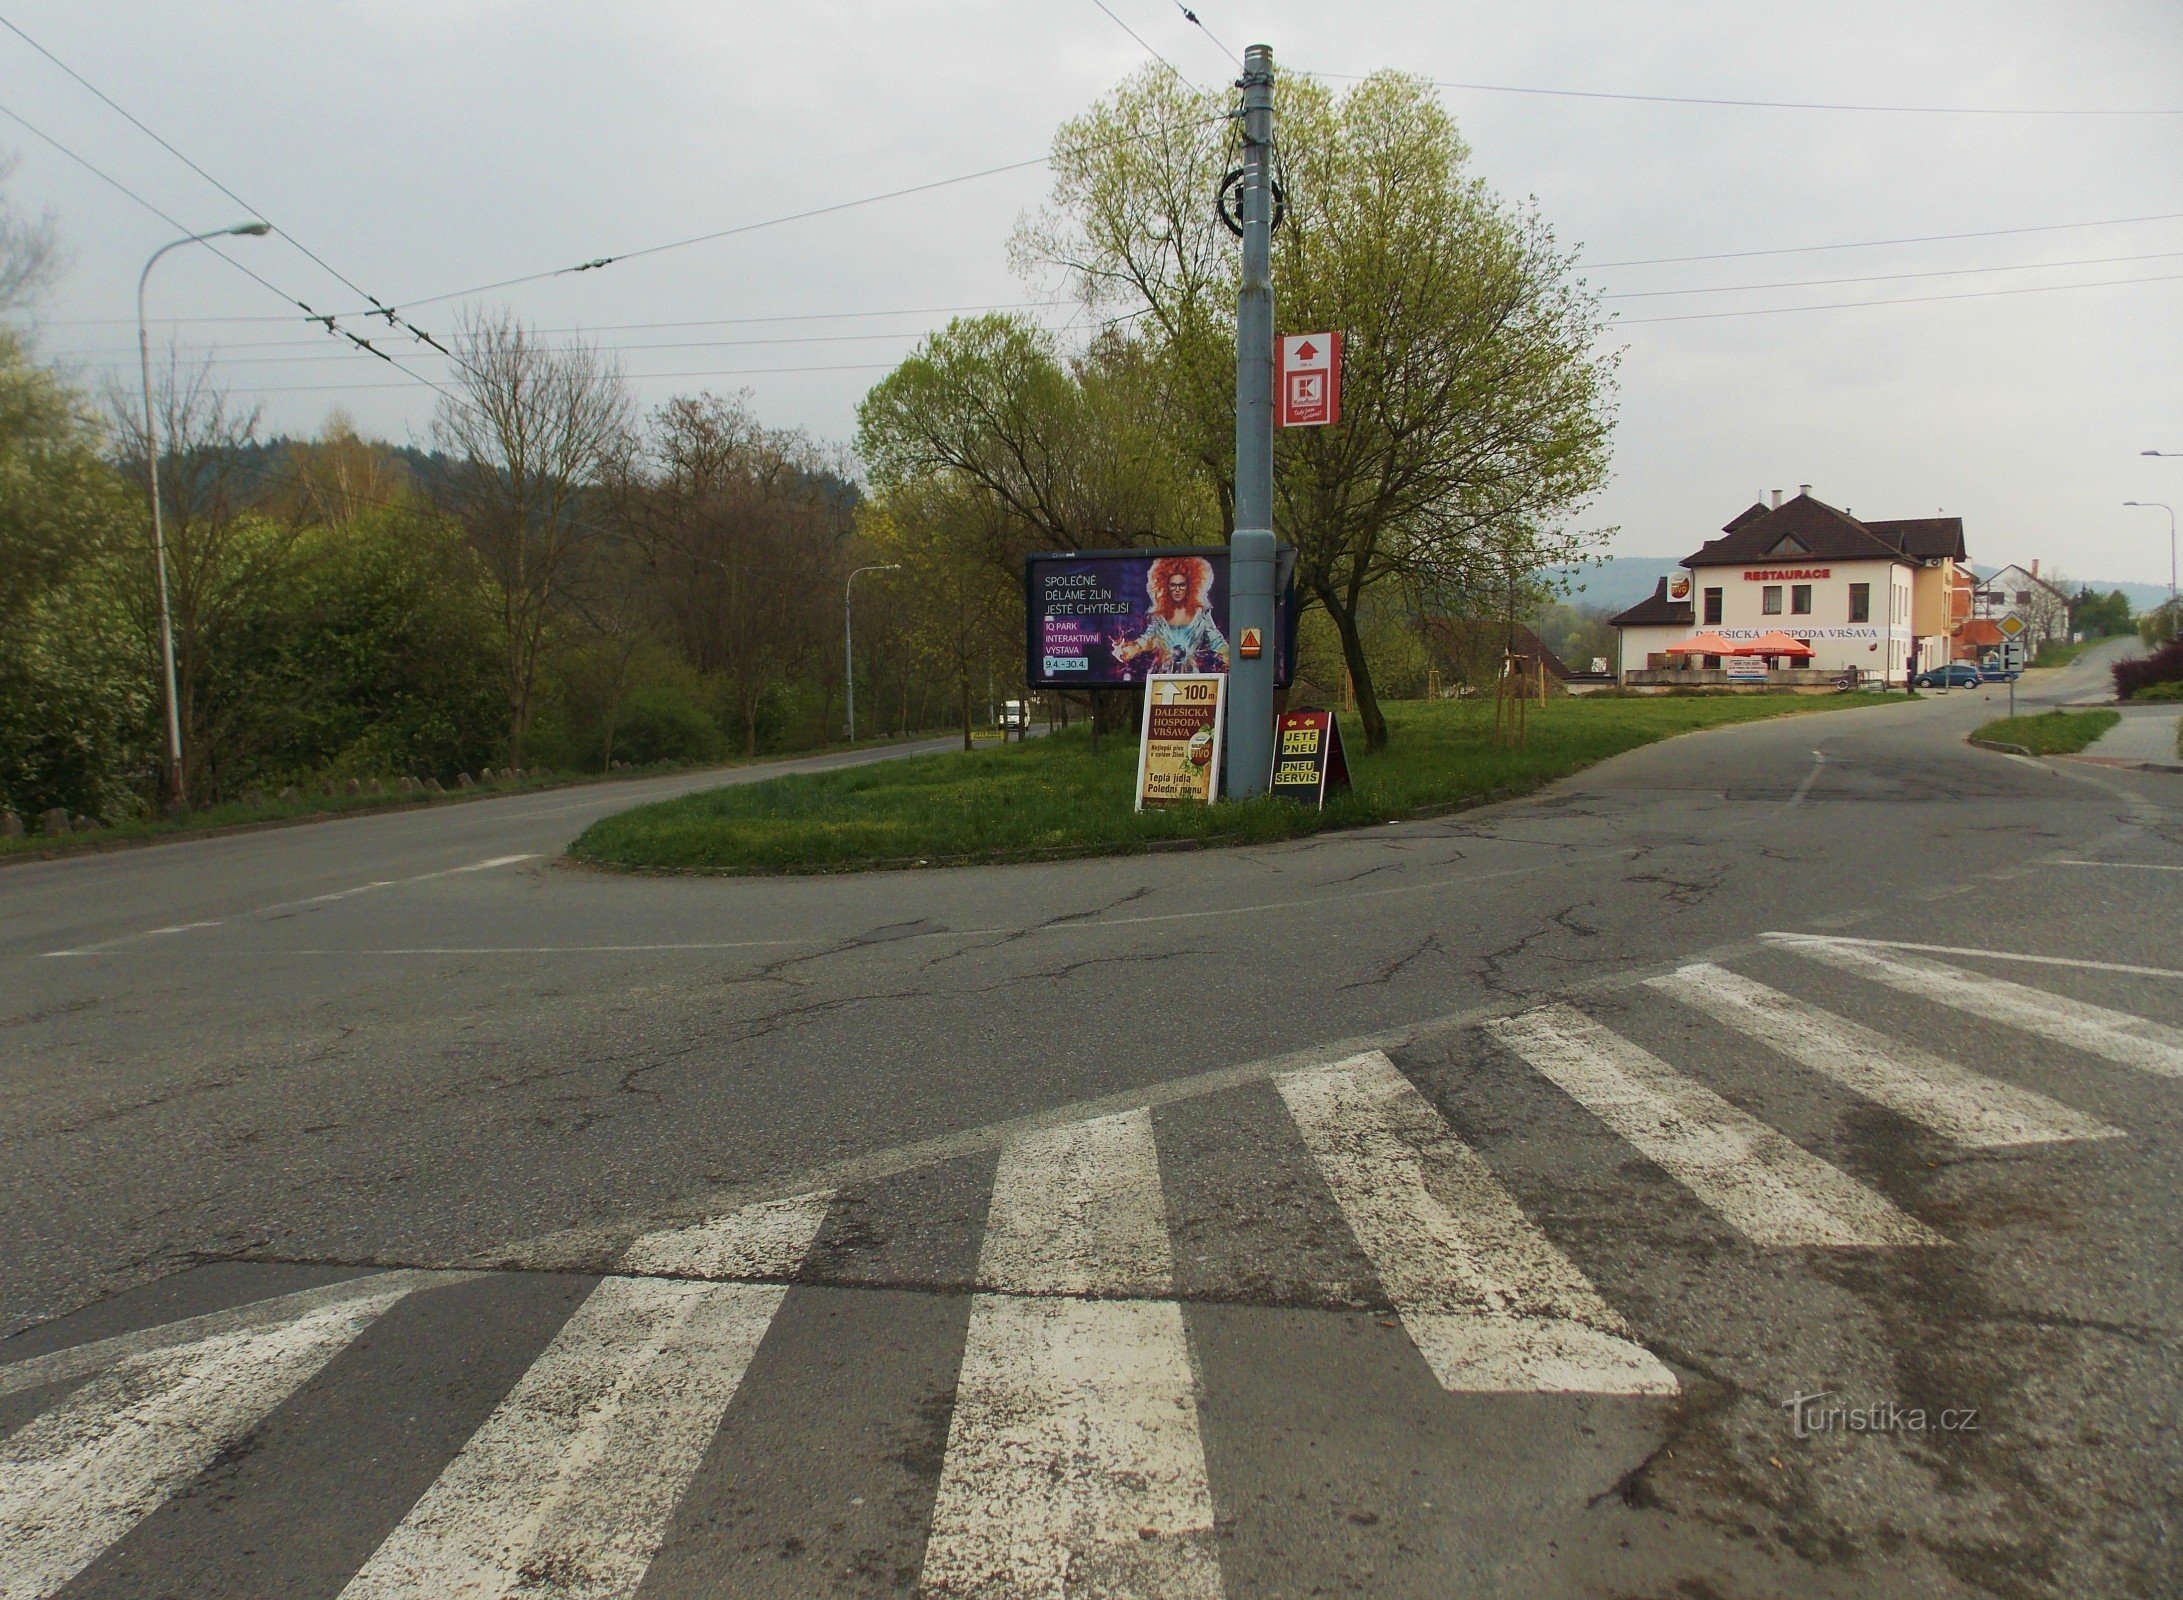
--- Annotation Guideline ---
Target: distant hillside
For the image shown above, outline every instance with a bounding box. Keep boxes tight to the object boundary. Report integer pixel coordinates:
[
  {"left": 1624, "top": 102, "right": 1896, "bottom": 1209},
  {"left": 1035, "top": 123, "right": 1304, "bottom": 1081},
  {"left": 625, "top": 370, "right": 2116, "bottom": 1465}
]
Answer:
[{"left": 1544, "top": 557, "right": 1685, "bottom": 613}]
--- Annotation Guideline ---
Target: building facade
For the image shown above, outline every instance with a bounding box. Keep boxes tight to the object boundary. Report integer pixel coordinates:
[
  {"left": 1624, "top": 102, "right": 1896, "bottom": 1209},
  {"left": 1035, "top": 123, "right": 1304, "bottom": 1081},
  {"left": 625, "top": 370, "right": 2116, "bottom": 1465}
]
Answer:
[{"left": 1612, "top": 491, "right": 1969, "bottom": 685}]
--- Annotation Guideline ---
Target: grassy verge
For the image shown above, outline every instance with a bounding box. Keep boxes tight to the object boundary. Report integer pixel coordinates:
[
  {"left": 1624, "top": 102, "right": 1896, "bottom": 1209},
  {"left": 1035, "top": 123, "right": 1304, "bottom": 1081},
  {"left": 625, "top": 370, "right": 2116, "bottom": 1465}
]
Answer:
[
  {"left": 571, "top": 692, "right": 1897, "bottom": 875},
  {"left": 0, "top": 729, "right": 948, "bottom": 864},
  {"left": 1970, "top": 708, "right": 2120, "bottom": 756},
  {"left": 2030, "top": 638, "right": 2095, "bottom": 668}
]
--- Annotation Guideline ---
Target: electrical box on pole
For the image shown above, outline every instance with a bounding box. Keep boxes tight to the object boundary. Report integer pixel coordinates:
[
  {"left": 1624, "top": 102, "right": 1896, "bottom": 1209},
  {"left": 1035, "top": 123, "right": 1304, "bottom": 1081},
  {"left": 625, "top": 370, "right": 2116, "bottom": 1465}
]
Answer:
[{"left": 1224, "top": 43, "right": 1278, "bottom": 799}]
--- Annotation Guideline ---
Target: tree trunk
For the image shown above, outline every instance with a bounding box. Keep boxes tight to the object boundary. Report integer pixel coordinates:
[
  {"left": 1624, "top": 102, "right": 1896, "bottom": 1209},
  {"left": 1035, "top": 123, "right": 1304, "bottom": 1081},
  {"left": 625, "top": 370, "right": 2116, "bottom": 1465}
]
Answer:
[
  {"left": 960, "top": 666, "right": 973, "bottom": 751},
  {"left": 1321, "top": 590, "right": 1388, "bottom": 752}
]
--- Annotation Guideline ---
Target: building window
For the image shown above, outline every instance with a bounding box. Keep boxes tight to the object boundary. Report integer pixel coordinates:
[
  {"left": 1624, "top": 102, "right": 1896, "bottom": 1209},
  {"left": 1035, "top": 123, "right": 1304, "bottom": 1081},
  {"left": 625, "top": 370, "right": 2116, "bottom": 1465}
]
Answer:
[
  {"left": 1849, "top": 583, "right": 1870, "bottom": 622},
  {"left": 2014, "top": 590, "right": 2030, "bottom": 606},
  {"left": 1791, "top": 585, "right": 1812, "bottom": 616},
  {"left": 1703, "top": 587, "right": 1723, "bottom": 625},
  {"left": 1762, "top": 585, "right": 1783, "bottom": 615}
]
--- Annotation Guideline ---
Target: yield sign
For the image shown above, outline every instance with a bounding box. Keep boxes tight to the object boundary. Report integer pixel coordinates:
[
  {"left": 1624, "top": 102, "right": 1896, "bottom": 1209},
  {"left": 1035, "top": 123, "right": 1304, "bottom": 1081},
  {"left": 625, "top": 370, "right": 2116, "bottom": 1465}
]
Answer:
[{"left": 1277, "top": 332, "right": 1342, "bottom": 428}]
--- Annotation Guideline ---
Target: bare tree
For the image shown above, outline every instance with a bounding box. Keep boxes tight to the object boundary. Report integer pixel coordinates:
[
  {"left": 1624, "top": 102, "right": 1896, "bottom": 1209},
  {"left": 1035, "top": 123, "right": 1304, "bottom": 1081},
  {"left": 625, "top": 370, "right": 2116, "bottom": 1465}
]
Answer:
[
  {"left": 434, "top": 309, "right": 632, "bottom": 767},
  {"left": 0, "top": 154, "right": 63, "bottom": 314}
]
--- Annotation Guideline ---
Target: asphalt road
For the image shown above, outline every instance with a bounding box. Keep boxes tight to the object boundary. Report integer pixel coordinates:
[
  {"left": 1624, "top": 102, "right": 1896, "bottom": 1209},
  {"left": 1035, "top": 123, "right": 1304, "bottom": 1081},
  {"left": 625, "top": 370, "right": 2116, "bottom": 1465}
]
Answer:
[{"left": 4, "top": 660, "right": 2178, "bottom": 1599}]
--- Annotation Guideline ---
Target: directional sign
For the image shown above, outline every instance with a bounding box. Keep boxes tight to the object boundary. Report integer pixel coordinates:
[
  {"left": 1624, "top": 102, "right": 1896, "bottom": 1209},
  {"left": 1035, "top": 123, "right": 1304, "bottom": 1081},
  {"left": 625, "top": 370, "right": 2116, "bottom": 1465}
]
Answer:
[
  {"left": 1997, "top": 612, "right": 2028, "bottom": 639},
  {"left": 1277, "top": 332, "right": 1341, "bottom": 428}
]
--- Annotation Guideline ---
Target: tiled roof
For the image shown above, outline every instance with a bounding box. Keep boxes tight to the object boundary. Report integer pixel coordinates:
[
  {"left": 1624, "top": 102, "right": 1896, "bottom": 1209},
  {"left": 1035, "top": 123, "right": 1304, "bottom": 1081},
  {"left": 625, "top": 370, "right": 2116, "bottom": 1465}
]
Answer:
[
  {"left": 1865, "top": 516, "right": 1967, "bottom": 560},
  {"left": 1610, "top": 578, "right": 1696, "bottom": 628},
  {"left": 1684, "top": 493, "right": 1906, "bottom": 568}
]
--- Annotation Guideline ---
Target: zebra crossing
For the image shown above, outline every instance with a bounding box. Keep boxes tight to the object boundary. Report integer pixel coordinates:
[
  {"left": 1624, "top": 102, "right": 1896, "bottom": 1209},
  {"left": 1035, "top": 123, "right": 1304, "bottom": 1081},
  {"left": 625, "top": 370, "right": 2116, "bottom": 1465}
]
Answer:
[{"left": 2, "top": 937, "right": 2170, "bottom": 1598}]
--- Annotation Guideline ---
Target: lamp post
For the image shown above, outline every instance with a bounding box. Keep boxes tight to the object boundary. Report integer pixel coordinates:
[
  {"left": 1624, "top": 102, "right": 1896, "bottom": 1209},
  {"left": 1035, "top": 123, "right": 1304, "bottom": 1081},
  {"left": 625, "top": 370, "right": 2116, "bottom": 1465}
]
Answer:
[
  {"left": 2122, "top": 501, "right": 2177, "bottom": 603},
  {"left": 843, "top": 563, "right": 900, "bottom": 742},
  {"left": 138, "top": 221, "right": 271, "bottom": 810}
]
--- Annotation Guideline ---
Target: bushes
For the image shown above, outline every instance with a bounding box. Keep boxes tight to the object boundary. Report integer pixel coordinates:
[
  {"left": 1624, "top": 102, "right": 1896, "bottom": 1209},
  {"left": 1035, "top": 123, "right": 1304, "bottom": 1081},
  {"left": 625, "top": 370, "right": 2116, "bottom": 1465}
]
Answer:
[{"left": 2114, "top": 637, "right": 2183, "bottom": 701}]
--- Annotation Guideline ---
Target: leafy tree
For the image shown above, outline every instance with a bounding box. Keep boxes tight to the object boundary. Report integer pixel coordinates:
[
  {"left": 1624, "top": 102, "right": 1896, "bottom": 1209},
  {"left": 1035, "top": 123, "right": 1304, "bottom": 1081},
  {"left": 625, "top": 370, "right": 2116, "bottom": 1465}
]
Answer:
[
  {"left": 1017, "top": 67, "right": 1616, "bottom": 749},
  {"left": 2068, "top": 586, "right": 2132, "bottom": 638}
]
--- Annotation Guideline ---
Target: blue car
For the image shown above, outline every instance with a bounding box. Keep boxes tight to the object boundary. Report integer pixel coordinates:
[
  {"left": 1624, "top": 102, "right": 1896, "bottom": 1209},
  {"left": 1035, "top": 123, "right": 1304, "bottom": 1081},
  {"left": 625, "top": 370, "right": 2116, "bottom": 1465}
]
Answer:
[{"left": 1912, "top": 663, "right": 1983, "bottom": 688}]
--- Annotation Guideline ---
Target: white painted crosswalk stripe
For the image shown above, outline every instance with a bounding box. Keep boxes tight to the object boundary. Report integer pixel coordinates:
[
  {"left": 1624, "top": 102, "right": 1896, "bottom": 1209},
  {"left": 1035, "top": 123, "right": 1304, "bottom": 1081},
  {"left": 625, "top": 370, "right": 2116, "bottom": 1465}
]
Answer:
[
  {"left": 1766, "top": 935, "right": 2183, "bottom": 1079},
  {"left": 1650, "top": 964, "right": 2123, "bottom": 1148},
  {"left": 342, "top": 1194, "right": 828, "bottom": 1599},
  {"left": 617, "top": 1189, "right": 836, "bottom": 1279},
  {"left": 1486, "top": 1005, "right": 1944, "bottom": 1247},
  {"left": 1276, "top": 1052, "right": 1677, "bottom": 1395},
  {"left": 0, "top": 1283, "right": 413, "bottom": 1600},
  {"left": 920, "top": 1108, "right": 1223, "bottom": 1599}
]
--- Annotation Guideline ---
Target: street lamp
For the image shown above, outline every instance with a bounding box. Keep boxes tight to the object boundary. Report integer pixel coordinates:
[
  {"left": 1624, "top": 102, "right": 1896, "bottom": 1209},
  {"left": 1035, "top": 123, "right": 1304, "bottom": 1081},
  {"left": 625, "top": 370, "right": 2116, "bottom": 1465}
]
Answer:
[
  {"left": 2122, "top": 501, "right": 2177, "bottom": 603},
  {"left": 2142, "top": 450, "right": 2180, "bottom": 458},
  {"left": 843, "top": 563, "right": 901, "bottom": 742},
  {"left": 138, "top": 221, "right": 272, "bottom": 810}
]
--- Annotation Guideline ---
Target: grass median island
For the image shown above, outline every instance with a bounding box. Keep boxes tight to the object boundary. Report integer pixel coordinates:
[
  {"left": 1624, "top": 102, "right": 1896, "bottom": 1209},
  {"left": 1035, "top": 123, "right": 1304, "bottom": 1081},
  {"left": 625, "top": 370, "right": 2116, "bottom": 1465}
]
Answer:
[
  {"left": 1971, "top": 708, "right": 2120, "bottom": 756},
  {"left": 570, "top": 692, "right": 1896, "bottom": 875}
]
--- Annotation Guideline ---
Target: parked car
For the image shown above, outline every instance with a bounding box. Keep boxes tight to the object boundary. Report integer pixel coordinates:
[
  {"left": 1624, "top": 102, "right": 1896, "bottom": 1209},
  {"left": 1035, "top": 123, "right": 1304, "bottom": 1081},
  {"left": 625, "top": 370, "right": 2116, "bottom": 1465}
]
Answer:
[{"left": 1912, "top": 662, "right": 1984, "bottom": 689}]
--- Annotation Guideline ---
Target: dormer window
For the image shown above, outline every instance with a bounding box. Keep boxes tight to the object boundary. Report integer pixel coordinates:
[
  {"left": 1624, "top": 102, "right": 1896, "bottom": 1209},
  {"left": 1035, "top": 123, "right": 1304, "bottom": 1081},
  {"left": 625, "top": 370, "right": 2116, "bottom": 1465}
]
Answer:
[{"left": 1767, "top": 534, "right": 1809, "bottom": 556}]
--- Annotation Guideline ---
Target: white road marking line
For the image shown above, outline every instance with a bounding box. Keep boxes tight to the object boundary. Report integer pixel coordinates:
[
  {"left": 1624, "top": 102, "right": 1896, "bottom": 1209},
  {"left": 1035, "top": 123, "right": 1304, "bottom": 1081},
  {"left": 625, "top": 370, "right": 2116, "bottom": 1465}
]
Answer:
[
  {"left": 921, "top": 1110, "right": 1220, "bottom": 1600},
  {"left": 1762, "top": 933, "right": 2183, "bottom": 983},
  {"left": 1485, "top": 1005, "right": 1944, "bottom": 1247},
  {"left": 2048, "top": 859, "right": 2183, "bottom": 872},
  {"left": 1276, "top": 1052, "right": 1676, "bottom": 1395},
  {"left": 976, "top": 1107, "right": 1173, "bottom": 1297},
  {"left": 618, "top": 1190, "right": 834, "bottom": 1279},
  {"left": 1770, "top": 937, "right": 2183, "bottom": 1077},
  {"left": 340, "top": 1275, "right": 792, "bottom": 1600},
  {"left": 1650, "top": 965, "right": 2121, "bottom": 1149},
  {"left": 0, "top": 1270, "right": 474, "bottom": 1401},
  {"left": 39, "top": 853, "right": 542, "bottom": 957},
  {"left": 1786, "top": 750, "right": 1827, "bottom": 807},
  {"left": 0, "top": 1285, "right": 413, "bottom": 1599}
]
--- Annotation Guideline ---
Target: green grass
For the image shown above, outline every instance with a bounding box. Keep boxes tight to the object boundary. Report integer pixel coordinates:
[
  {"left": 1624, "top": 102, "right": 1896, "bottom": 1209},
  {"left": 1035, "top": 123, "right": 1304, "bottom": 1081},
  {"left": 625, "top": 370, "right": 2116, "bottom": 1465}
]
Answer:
[
  {"left": 1971, "top": 708, "right": 2120, "bottom": 756},
  {"left": 2030, "top": 638, "right": 2094, "bottom": 668},
  {"left": 571, "top": 692, "right": 1897, "bottom": 875}
]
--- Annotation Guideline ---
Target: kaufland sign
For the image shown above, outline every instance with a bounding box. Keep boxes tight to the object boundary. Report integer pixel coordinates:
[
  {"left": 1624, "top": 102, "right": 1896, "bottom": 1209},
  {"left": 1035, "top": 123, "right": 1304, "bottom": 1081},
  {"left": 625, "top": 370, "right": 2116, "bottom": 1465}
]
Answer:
[{"left": 1277, "top": 333, "right": 1341, "bottom": 428}]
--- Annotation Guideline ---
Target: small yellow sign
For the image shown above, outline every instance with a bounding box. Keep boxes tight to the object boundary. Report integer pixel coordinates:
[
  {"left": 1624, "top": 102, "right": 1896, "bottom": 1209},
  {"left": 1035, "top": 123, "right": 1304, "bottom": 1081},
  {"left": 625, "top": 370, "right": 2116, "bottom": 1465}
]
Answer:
[{"left": 1134, "top": 674, "right": 1225, "bottom": 809}]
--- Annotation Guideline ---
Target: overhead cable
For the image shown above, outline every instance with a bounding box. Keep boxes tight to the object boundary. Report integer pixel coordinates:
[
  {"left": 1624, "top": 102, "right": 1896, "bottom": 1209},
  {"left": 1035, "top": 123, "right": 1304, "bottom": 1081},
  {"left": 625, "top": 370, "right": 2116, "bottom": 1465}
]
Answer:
[
  {"left": 1615, "top": 270, "right": 2183, "bottom": 325},
  {"left": 1302, "top": 67, "right": 2183, "bottom": 117},
  {"left": 1588, "top": 210, "right": 2183, "bottom": 269}
]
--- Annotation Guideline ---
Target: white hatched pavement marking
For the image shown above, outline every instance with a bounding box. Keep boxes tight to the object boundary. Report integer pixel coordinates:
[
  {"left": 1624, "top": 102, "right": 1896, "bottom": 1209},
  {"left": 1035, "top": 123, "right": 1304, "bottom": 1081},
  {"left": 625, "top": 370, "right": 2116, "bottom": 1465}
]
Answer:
[
  {"left": 1650, "top": 964, "right": 2122, "bottom": 1149},
  {"left": 974, "top": 1106, "right": 1173, "bottom": 1297},
  {"left": 0, "top": 1270, "right": 473, "bottom": 1401},
  {"left": 343, "top": 1193, "right": 827, "bottom": 1598},
  {"left": 340, "top": 1275, "right": 790, "bottom": 1600},
  {"left": 919, "top": 1108, "right": 1221, "bottom": 1599},
  {"left": 1485, "top": 1006, "right": 1944, "bottom": 1248},
  {"left": 1276, "top": 1052, "right": 1677, "bottom": 1395},
  {"left": 1768, "top": 936, "right": 2183, "bottom": 1078},
  {"left": 0, "top": 1286, "right": 413, "bottom": 1600},
  {"left": 617, "top": 1189, "right": 836, "bottom": 1279}
]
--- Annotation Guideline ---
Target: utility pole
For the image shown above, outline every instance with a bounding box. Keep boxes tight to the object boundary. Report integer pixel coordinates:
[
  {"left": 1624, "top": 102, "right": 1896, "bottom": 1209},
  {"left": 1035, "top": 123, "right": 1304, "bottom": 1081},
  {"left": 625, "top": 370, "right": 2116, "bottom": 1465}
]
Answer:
[
  {"left": 1224, "top": 43, "right": 1278, "bottom": 799},
  {"left": 843, "top": 563, "right": 899, "bottom": 742}
]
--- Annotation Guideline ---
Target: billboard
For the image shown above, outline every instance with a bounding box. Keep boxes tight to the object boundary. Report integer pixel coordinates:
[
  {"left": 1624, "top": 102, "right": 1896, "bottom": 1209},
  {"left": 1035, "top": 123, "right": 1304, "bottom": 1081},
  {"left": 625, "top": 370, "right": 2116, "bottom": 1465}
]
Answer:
[{"left": 1023, "top": 545, "right": 1297, "bottom": 690}]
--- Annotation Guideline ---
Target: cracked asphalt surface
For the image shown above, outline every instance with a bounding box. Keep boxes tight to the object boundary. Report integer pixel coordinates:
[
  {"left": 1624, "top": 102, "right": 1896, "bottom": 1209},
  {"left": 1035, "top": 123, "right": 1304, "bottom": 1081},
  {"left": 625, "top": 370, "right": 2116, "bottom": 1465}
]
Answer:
[{"left": 4, "top": 653, "right": 2178, "bottom": 1598}]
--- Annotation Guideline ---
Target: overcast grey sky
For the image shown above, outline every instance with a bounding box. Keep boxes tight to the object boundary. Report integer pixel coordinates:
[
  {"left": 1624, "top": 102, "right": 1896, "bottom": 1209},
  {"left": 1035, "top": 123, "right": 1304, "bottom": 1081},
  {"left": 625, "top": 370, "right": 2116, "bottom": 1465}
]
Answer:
[{"left": 5, "top": 1, "right": 2179, "bottom": 584}]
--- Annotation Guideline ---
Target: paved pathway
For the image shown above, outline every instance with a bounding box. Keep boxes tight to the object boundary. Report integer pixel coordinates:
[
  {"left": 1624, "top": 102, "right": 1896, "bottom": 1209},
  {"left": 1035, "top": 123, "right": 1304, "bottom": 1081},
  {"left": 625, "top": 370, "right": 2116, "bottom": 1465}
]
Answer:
[{"left": 2080, "top": 704, "right": 2183, "bottom": 768}]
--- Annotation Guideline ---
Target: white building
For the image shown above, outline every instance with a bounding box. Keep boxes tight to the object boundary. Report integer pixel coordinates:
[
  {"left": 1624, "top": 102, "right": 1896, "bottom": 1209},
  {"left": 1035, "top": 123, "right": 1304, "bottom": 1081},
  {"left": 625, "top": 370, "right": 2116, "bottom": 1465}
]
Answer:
[
  {"left": 1972, "top": 562, "right": 2070, "bottom": 645},
  {"left": 1613, "top": 490, "right": 1970, "bottom": 686}
]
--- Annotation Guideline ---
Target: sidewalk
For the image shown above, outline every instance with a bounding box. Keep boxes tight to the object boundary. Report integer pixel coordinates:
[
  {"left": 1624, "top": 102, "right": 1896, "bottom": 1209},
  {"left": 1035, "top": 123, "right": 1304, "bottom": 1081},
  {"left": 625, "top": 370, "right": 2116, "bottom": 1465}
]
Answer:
[{"left": 2073, "top": 704, "right": 2183, "bottom": 770}]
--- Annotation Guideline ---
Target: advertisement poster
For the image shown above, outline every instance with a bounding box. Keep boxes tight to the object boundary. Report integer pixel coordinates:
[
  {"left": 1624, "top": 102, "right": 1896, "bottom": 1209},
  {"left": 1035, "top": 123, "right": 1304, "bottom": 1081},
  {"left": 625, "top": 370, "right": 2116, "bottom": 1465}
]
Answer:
[
  {"left": 1134, "top": 674, "right": 1226, "bottom": 810},
  {"left": 1024, "top": 547, "right": 1295, "bottom": 690},
  {"left": 1268, "top": 709, "right": 1352, "bottom": 807}
]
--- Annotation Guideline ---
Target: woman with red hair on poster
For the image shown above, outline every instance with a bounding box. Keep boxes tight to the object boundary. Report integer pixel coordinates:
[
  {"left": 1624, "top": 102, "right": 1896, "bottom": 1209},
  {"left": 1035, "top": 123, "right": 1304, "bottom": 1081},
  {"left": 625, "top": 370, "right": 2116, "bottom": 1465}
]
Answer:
[{"left": 1110, "top": 556, "right": 1233, "bottom": 676}]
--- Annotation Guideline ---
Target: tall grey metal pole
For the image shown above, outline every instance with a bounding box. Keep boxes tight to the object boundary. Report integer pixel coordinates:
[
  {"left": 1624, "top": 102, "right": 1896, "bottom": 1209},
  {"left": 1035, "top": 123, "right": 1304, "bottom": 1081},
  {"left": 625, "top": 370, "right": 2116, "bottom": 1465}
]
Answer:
[
  {"left": 843, "top": 563, "right": 899, "bottom": 742},
  {"left": 1224, "top": 43, "right": 1278, "bottom": 799},
  {"left": 2124, "top": 501, "right": 2176, "bottom": 603},
  {"left": 137, "top": 221, "right": 270, "bottom": 812}
]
